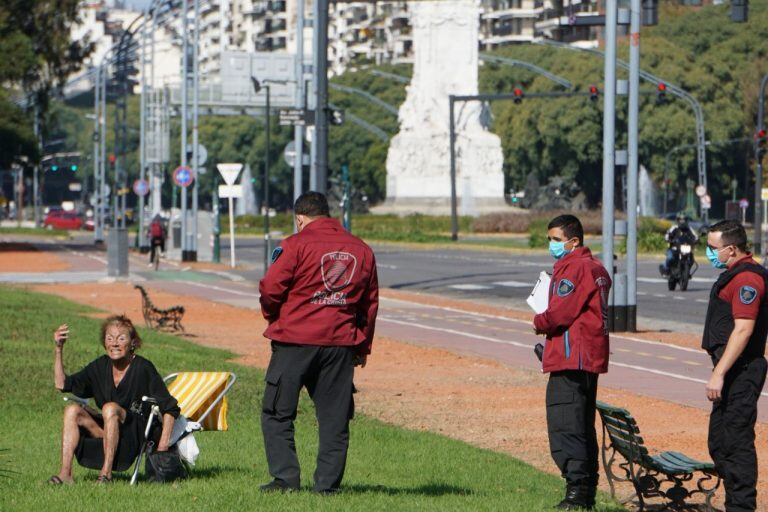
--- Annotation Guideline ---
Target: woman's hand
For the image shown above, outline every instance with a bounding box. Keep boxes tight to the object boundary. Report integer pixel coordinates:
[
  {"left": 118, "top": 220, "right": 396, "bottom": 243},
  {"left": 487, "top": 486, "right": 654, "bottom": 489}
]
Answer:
[{"left": 54, "top": 324, "right": 69, "bottom": 349}]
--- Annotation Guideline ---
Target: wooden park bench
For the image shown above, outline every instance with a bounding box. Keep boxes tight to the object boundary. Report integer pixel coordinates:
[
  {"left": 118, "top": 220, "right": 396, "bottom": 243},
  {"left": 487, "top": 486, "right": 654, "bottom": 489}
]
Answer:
[
  {"left": 134, "top": 285, "right": 185, "bottom": 332},
  {"left": 597, "top": 401, "right": 720, "bottom": 511}
]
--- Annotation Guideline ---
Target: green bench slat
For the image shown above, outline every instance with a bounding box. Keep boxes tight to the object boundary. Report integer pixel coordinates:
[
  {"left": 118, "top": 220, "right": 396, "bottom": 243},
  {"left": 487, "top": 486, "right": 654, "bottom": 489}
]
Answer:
[
  {"left": 600, "top": 413, "right": 641, "bottom": 434},
  {"left": 605, "top": 423, "right": 645, "bottom": 446},
  {"left": 660, "top": 451, "right": 716, "bottom": 472}
]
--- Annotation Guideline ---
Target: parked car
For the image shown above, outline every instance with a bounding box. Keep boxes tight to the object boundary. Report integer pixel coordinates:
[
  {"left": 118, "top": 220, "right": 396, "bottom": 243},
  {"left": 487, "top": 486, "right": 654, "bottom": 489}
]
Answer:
[{"left": 43, "top": 210, "right": 83, "bottom": 230}]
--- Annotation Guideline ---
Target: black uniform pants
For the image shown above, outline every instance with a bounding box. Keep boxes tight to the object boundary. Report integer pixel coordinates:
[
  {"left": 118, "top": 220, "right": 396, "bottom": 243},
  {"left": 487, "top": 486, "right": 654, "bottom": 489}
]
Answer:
[
  {"left": 261, "top": 341, "right": 355, "bottom": 491},
  {"left": 708, "top": 356, "right": 767, "bottom": 512},
  {"left": 546, "top": 370, "right": 599, "bottom": 488}
]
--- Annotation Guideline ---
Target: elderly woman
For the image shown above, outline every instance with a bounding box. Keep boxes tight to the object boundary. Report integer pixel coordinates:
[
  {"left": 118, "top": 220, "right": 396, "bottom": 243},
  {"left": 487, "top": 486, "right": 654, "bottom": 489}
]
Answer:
[{"left": 49, "top": 315, "right": 180, "bottom": 484}]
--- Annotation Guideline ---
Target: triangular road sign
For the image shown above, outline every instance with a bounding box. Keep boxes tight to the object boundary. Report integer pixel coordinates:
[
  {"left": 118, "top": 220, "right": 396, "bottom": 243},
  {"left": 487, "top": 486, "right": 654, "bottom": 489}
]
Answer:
[{"left": 217, "top": 163, "right": 243, "bottom": 186}]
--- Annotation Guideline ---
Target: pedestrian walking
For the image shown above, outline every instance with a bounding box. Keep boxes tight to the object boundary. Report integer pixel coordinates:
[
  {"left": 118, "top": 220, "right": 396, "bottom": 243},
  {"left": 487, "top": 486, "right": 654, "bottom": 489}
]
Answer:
[
  {"left": 702, "top": 220, "right": 768, "bottom": 512},
  {"left": 533, "top": 214, "right": 611, "bottom": 510},
  {"left": 258, "top": 191, "right": 379, "bottom": 494}
]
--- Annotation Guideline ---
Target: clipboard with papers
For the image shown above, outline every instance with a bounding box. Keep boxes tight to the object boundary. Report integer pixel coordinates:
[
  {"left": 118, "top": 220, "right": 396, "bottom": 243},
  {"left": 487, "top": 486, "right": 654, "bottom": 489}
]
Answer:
[{"left": 526, "top": 271, "right": 551, "bottom": 314}]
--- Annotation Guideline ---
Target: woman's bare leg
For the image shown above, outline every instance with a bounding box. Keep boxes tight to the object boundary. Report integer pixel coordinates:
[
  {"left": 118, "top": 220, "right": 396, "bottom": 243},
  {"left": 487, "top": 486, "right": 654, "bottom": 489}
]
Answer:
[
  {"left": 99, "top": 402, "right": 126, "bottom": 479},
  {"left": 58, "top": 405, "right": 103, "bottom": 482}
]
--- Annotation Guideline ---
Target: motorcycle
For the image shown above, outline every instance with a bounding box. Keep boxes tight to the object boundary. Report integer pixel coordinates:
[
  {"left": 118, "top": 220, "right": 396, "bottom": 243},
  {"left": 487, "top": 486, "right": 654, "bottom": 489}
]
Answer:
[{"left": 661, "top": 233, "right": 698, "bottom": 291}]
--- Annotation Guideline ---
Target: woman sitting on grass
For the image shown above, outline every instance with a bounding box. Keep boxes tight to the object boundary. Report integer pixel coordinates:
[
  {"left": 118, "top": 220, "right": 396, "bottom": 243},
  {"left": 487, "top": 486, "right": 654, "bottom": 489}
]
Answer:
[{"left": 49, "top": 315, "right": 180, "bottom": 484}]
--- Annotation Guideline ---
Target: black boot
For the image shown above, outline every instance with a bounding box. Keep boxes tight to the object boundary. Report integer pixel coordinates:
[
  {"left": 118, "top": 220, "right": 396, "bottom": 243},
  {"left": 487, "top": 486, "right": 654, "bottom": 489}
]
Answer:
[{"left": 555, "top": 484, "right": 594, "bottom": 510}]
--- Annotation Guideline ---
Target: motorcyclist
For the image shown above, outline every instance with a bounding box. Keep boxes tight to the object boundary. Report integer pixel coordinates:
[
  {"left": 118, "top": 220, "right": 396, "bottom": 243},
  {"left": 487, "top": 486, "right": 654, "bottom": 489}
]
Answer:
[{"left": 660, "top": 213, "right": 698, "bottom": 277}]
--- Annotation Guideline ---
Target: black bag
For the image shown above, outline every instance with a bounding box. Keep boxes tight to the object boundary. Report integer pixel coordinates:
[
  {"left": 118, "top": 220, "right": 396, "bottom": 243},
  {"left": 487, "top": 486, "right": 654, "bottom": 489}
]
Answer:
[{"left": 145, "top": 449, "right": 187, "bottom": 483}]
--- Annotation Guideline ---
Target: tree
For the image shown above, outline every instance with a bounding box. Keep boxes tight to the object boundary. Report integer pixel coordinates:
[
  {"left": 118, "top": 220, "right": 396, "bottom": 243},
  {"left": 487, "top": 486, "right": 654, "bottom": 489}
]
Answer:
[{"left": 0, "top": 0, "right": 93, "bottom": 168}]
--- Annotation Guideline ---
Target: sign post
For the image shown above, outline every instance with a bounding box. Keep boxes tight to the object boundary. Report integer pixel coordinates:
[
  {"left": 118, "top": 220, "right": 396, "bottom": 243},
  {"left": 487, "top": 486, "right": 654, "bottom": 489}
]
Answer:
[
  {"left": 217, "top": 163, "right": 243, "bottom": 268},
  {"left": 740, "top": 198, "right": 750, "bottom": 224}
]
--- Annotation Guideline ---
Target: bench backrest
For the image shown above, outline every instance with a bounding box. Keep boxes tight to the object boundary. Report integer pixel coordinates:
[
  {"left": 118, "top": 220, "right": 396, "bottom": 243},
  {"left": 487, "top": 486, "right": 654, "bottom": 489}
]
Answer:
[{"left": 596, "top": 401, "right": 650, "bottom": 466}]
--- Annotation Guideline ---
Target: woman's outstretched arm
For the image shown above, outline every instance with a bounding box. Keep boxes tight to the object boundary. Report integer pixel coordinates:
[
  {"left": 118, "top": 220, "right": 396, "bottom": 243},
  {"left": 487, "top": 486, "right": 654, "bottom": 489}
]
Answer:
[{"left": 53, "top": 324, "right": 69, "bottom": 390}]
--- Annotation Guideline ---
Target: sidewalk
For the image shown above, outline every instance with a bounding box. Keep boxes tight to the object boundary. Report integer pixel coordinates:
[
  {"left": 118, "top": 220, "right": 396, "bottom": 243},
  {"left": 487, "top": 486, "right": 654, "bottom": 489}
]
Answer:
[{"left": 2, "top": 238, "right": 765, "bottom": 509}]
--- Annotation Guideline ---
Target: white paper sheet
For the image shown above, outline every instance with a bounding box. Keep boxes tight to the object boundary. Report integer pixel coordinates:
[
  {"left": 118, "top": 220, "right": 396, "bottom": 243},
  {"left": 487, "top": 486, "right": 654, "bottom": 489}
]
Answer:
[{"left": 526, "top": 271, "right": 551, "bottom": 314}]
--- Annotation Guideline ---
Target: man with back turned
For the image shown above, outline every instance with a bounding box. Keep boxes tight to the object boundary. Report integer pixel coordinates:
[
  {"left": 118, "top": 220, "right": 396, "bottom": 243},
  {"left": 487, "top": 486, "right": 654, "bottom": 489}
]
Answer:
[
  {"left": 533, "top": 214, "right": 612, "bottom": 510},
  {"left": 702, "top": 220, "right": 768, "bottom": 512},
  {"left": 258, "top": 191, "right": 379, "bottom": 494}
]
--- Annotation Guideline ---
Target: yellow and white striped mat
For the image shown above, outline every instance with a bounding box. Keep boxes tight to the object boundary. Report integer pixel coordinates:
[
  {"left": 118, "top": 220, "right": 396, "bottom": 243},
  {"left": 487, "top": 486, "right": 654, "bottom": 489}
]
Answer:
[{"left": 167, "top": 372, "right": 232, "bottom": 431}]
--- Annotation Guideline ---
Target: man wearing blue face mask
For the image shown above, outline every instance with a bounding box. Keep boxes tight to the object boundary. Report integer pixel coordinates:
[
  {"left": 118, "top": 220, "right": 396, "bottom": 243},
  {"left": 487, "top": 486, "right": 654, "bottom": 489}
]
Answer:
[
  {"left": 533, "top": 214, "right": 611, "bottom": 510},
  {"left": 702, "top": 220, "right": 768, "bottom": 512}
]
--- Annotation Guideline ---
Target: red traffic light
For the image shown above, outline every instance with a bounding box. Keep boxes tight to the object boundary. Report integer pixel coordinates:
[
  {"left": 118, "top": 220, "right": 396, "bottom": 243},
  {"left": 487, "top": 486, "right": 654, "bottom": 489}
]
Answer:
[
  {"left": 657, "top": 82, "right": 667, "bottom": 92},
  {"left": 756, "top": 129, "right": 767, "bottom": 139},
  {"left": 513, "top": 87, "right": 524, "bottom": 104},
  {"left": 108, "top": 154, "right": 116, "bottom": 164},
  {"left": 589, "top": 85, "right": 599, "bottom": 101}
]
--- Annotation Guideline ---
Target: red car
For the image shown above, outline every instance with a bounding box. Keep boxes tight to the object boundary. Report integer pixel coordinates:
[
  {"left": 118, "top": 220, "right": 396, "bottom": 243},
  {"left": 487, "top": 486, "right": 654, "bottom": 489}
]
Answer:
[{"left": 44, "top": 211, "right": 83, "bottom": 230}]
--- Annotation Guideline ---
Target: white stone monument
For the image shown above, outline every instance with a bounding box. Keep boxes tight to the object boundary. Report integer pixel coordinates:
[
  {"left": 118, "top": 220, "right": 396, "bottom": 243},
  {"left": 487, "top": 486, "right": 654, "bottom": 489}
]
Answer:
[{"left": 377, "top": 0, "right": 507, "bottom": 216}]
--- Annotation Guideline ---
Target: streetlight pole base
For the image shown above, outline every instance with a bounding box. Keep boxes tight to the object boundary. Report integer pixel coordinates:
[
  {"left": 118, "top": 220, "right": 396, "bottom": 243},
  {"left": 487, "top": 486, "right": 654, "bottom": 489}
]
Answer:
[
  {"left": 139, "top": 245, "right": 150, "bottom": 254},
  {"left": 182, "top": 250, "right": 197, "bottom": 262}
]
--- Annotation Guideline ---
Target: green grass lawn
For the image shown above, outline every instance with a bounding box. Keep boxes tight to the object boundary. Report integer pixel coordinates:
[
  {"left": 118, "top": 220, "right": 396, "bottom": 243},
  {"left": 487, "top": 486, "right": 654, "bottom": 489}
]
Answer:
[{"left": 0, "top": 286, "right": 623, "bottom": 511}]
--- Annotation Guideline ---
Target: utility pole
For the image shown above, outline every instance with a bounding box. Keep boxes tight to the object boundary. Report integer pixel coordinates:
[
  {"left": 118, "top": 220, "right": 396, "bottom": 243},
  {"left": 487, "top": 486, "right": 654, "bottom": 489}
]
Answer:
[
  {"left": 754, "top": 74, "right": 768, "bottom": 258},
  {"left": 180, "top": 0, "right": 189, "bottom": 260},
  {"left": 294, "top": 0, "right": 305, "bottom": 202},
  {"left": 626, "top": 0, "right": 641, "bottom": 332},
  {"left": 139, "top": 11, "right": 149, "bottom": 252},
  {"left": 190, "top": 0, "right": 200, "bottom": 261},
  {"left": 313, "top": 0, "right": 329, "bottom": 194},
  {"left": 93, "top": 66, "right": 103, "bottom": 243},
  {"left": 33, "top": 102, "right": 41, "bottom": 227},
  {"left": 602, "top": 0, "right": 618, "bottom": 321}
]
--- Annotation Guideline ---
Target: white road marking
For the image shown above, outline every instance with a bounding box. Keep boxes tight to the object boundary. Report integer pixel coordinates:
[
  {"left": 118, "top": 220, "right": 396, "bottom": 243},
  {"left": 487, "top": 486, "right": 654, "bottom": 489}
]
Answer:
[
  {"left": 637, "top": 277, "right": 667, "bottom": 284},
  {"left": 377, "top": 264, "right": 399, "bottom": 270},
  {"left": 381, "top": 296, "right": 705, "bottom": 355},
  {"left": 493, "top": 280, "right": 532, "bottom": 288},
  {"left": 175, "top": 281, "right": 261, "bottom": 298},
  {"left": 449, "top": 284, "right": 493, "bottom": 291},
  {"left": 381, "top": 314, "right": 768, "bottom": 396}
]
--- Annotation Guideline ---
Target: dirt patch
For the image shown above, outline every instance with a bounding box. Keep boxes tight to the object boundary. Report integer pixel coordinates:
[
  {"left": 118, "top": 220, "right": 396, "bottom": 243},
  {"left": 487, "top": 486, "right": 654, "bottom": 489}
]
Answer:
[
  {"left": 30, "top": 281, "right": 768, "bottom": 509},
  {"left": 0, "top": 243, "right": 70, "bottom": 272}
]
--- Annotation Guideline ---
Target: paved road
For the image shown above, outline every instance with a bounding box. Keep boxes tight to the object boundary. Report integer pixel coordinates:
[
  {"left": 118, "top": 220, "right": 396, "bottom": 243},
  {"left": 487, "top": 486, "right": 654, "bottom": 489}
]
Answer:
[
  {"left": 5, "top": 235, "right": 767, "bottom": 420},
  {"left": 222, "top": 237, "right": 721, "bottom": 333}
]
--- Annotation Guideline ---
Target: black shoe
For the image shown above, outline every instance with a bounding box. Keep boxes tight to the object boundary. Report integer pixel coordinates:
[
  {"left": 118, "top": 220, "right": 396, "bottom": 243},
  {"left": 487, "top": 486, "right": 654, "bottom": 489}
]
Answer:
[
  {"left": 260, "top": 480, "right": 297, "bottom": 493},
  {"left": 554, "top": 485, "right": 595, "bottom": 510}
]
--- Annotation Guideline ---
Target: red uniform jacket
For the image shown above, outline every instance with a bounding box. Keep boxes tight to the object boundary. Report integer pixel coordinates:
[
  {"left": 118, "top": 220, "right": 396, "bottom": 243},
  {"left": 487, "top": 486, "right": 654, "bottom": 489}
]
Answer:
[
  {"left": 533, "top": 247, "right": 611, "bottom": 374},
  {"left": 259, "top": 217, "right": 379, "bottom": 354}
]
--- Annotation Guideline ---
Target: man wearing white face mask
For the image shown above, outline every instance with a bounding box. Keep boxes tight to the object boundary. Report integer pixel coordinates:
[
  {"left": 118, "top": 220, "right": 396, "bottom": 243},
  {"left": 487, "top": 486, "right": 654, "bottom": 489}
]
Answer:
[
  {"left": 702, "top": 220, "right": 768, "bottom": 512},
  {"left": 533, "top": 214, "right": 611, "bottom": 510}
]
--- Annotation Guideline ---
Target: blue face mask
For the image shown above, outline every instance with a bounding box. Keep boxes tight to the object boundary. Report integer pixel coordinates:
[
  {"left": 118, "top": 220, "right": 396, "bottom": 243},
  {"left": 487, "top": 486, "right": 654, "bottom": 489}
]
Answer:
[
  {"left": 706, "top": 246, "right": 727, "bottom": 269},
  {"left": 549, "top": 241, "right": 571, "bottom": 260}
]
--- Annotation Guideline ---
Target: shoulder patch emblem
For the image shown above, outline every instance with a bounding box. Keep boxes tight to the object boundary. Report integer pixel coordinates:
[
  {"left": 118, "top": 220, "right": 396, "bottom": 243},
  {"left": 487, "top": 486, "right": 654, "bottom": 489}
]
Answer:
[
  {"left": 270, "top": 246, "right": 283, "bottom": 263},
  {"left": 557, "top": 278, "right": 575, "bottom": 297},
  {"left": 739, "top": 285, "right": 758, "bottom": 305}
]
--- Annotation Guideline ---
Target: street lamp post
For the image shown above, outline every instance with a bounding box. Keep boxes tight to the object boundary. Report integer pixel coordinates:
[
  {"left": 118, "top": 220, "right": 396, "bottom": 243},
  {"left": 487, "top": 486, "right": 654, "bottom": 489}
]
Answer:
[
  {"left": 753, "top": 74, "right": 768, "bottom": 257},
  {"left": 252, "top": 78, "right": 272, "bottom": 272}
]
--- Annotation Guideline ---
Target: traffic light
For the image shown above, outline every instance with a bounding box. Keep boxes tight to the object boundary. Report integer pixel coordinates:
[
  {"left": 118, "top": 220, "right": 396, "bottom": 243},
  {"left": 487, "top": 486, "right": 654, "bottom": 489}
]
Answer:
[
  {"left": 755, "top": 128, "right": 766, "bottom": 149},
  {"left": 656, "top": 82, "right": 667, "bottom": 104},
  {"left": 589, "top": 85, "right": 599, "bottom": 102},
  {"left": 731, "top": 0, "right": 748, "bottom": 22},
  {"left": 513, "top": 87, "right": 524, "bottom": 104},
  {"left": 642, "top": 0, "right": 658, "bottom": 26},
  {"left": 70, "top": 164, "right": 78, "bottom": 172},
  {"left": 51, "top": 164, "right": 59, "bottom": 172},
  {"left": 329, "top": 108, "right": 345, "bottom": 126}
]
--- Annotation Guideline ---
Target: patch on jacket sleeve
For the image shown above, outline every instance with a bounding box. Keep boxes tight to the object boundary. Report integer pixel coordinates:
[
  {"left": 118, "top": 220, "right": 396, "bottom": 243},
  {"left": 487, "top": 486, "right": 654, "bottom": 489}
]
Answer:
[
  {"left": 739, "top": 285, "right": 758, "bottom": 305},
  {"left": 270, "top": 246, "right": 283, "bottom": 263},
  {"left": 557, "top": 278, "right": 575, "bottom": 297}
]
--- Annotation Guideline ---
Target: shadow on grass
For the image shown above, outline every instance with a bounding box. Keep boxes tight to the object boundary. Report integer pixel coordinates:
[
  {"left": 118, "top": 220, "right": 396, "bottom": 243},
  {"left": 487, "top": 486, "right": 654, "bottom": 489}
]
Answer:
[{"left": 343, "top": 482, "right": 473, "bottom": 496}]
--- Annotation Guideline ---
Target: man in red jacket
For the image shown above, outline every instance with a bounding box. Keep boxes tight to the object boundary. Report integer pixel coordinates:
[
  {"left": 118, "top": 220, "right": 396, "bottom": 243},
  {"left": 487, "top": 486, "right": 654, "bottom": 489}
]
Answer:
[
  {"left": 258, "top": 191, "right": 378, "bottom": 494},
  {"left": 533, "top": 214, "right": 611, "bottom": 510}
]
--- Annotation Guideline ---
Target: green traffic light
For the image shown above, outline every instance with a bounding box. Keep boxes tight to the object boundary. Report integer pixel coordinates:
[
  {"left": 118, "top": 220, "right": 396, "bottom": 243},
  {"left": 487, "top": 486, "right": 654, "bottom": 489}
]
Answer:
[
  {"left": 51, "top": 165, "right": 59, "bottom": 172},
  {"left": 70, "top": 164, "right": 77, "bottom": 171}
]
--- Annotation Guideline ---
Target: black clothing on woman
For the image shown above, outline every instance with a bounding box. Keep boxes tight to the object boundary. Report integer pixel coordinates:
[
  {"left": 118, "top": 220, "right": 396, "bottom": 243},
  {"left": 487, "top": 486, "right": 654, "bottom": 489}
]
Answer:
[{"left": 61, "top": 355, "right": 179, "bottom": 471}]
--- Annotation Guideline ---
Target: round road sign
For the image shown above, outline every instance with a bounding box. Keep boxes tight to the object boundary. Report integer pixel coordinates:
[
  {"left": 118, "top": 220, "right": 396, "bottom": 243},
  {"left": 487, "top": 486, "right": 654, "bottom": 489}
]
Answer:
[
  {"left": 739, "top": 198, "right": 749, "bottom": 209},
  {"left": 173, "top": 166, "right": 195, "bottom": 188},
  {"left": 133, "top": 179, "right": 149, "bottom": 196},
  {"left": 695, "top": 185, "right": 707, "bottom": 198}
]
